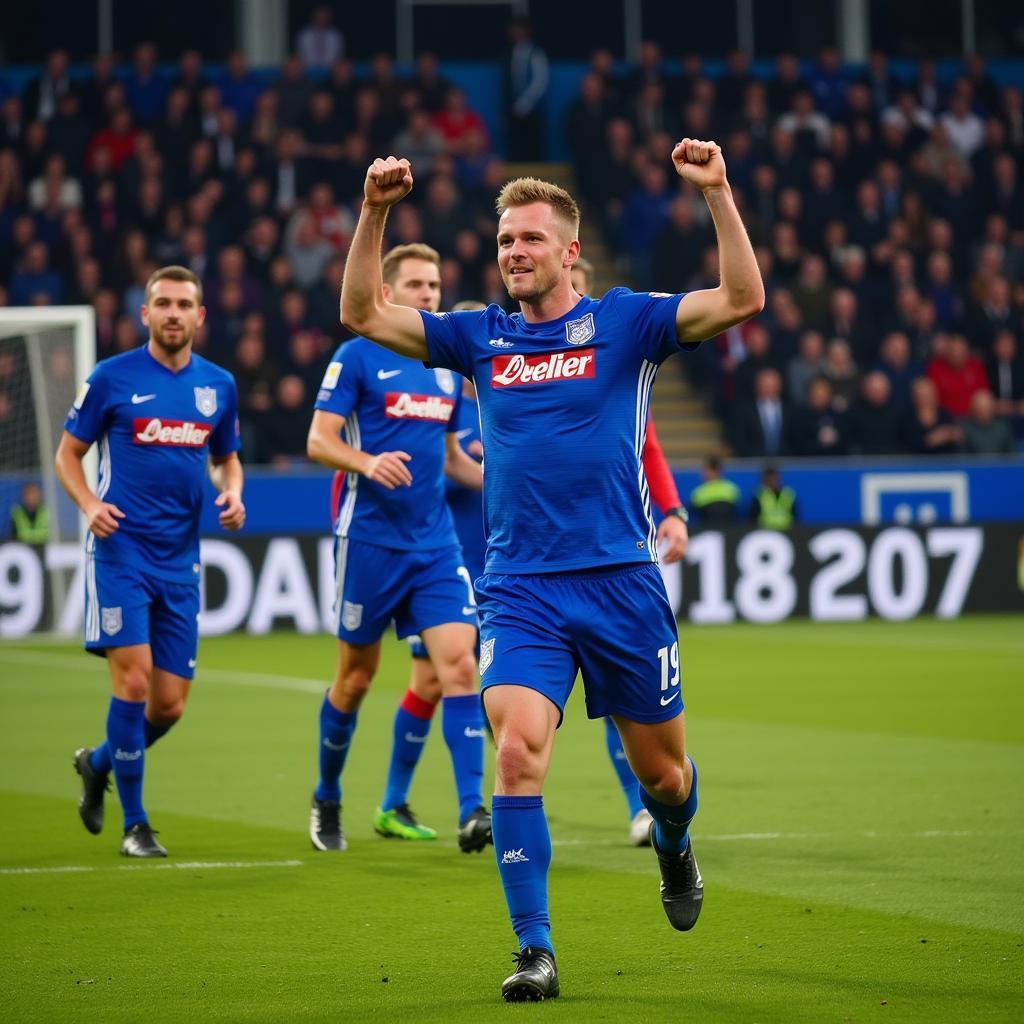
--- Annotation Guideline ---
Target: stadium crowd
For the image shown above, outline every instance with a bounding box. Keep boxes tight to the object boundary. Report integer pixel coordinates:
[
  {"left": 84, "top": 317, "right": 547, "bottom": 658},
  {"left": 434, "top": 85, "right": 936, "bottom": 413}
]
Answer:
[{"left": 1, "top": 41, "right": 1023, "bottom": 465}]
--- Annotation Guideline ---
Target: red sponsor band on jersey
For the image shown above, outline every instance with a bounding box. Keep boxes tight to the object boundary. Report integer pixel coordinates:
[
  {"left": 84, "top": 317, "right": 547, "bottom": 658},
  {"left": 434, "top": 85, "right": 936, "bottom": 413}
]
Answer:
[
  {"left": 384, "top": 392, "right": 456, "bottom": 422},
  {"left": 491, "top": 348, "right": 596, "bottom": 387},
  {"left": 133, "top": 417, "right": 212, "bottom": 447}
]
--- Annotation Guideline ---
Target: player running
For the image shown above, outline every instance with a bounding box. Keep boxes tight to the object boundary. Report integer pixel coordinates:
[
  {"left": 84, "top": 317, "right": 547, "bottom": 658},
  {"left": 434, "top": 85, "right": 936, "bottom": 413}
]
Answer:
[
  {"left": 571, "top": 258, "right": 690, "bottom": 847},
  {"left": 306, "top": 243, "right": 488, "bottom": 854},
  {"left": 340, "top": 140, "right": 763, "bottom": 1001},
  {"left": 57, "top": 266, "right": 244, "bottom": 858}
]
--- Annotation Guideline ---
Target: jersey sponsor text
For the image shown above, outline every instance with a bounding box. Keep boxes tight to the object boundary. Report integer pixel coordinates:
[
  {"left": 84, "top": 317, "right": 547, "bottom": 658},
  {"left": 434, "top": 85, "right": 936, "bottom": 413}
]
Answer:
[
  {"left": 491, "top": 348, "right": 596, "bottom": 387},
  {"left": 133, "top": 417, "right": 213, "bottom": 447},
  {"left": 384, "top": 392, "right": 456, "bottom": 422}
]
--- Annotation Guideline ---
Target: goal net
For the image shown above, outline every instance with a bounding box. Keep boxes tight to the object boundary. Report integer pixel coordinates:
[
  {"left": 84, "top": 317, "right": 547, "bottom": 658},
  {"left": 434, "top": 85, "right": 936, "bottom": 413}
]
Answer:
[{"left": 0, "top": 306, "right": 95, "bottom": 634}]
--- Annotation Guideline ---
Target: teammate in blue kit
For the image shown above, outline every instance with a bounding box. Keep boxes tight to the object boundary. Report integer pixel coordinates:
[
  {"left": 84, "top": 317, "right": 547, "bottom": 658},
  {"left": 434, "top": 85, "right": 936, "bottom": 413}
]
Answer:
[
  {"left": 56, "top": 266, "right": 245, "bottom": 858},
  {"left": 340, "top": 140, "right": 763, "bottom": 1000},
  {"left": 305, "top": 243, "right": 489, "bottom": 854}
]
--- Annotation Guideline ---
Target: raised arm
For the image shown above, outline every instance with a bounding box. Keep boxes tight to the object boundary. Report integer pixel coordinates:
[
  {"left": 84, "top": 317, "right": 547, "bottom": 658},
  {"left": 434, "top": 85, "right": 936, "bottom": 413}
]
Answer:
[
  {"left": 340, "top": 156, "right": 430, "bottom": 360},
  {"left": 671, "top": 139, "right": 765, "bottom": 345}
]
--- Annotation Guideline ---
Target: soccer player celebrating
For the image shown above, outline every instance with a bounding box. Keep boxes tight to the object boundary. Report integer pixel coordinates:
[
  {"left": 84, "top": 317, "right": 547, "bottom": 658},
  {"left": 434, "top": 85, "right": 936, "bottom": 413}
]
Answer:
[
  {"left": 341, "top": 140, "right": 763, "bottom": 1000},
  {"left": 57, "top": 266, "right": 244, "bottom": 858},
  {"left": 306, "top": 243, "right": 489, "bottom": 853},
  {"left": 572, "top": 258, "right": 691, "bottom": 846}
]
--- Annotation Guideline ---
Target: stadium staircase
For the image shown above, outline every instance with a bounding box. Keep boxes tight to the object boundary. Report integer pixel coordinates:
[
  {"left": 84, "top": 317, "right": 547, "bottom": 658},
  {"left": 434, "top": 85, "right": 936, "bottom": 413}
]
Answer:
[{"left": 505, "top": 162, "right": 728, "bottom": 463}]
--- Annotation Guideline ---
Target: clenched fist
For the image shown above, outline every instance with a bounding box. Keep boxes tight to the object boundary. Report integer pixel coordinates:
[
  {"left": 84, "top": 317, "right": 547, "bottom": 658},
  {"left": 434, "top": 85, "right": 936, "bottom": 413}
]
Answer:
[
  {"left": 672, "top": 138, "right": 727, "bottom": 192},
  {"left": 364, "top": 156, "right": 414, "bottom": 208}
]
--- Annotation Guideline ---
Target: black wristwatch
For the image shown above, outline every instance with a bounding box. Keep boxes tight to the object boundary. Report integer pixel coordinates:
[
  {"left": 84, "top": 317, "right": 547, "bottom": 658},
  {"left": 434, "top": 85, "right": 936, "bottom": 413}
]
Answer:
[{"left": 665, "top": 505, "right": 689, "bottom": 524}]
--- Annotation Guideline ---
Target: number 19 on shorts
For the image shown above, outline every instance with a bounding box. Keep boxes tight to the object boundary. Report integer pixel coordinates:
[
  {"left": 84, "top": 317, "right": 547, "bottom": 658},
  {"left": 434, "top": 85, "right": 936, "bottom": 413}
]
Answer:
[{"left": 657, "top": 642, "right": 680, "bottom": 701}]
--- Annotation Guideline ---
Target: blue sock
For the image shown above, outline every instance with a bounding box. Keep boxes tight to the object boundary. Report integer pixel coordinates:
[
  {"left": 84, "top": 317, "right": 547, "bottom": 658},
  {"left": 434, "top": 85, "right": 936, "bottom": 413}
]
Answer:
[
  {"left": 105, "top": 697, "right": 147, "bottom": 829},
  {"left": 314, "top": 692, "right": 357, "bottom": 803},
  {"left": 604, "top": 718, "right": 644, "bottom": 818},
  {"left": 491, "top": 795, "right": 553, "bottom": 954},
  {"left": 381, "top": 689, "right": 435, "bottom": 811},
  {"left": 442, "top": 694, "right": 485, "bottom": 822},
  {"left": 640, "top": 757, "right": 698, "bottom": 854},
  {"left": 90, "top": 718, "right": 173, "bottom": 775}
]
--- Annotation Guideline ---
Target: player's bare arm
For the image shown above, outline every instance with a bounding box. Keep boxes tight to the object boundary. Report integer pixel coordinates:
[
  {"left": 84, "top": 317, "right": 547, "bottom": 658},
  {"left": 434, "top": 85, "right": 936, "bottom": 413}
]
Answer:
[
  {"left": 210, "top": 452, "right": 246, "bottom": 531},
  {"left": 671, "top": 139, "right": 765, "bottom": 344},
  {"left": 339, "top": 157, "right": 430, "bottom": 361},
  {"left": 307, "top": 409, "right": 413, "bottom": 489},
  {"left": 54, "top": 430, "right": 125, "bottom": 538},
  {"left": 444, "top": 432, "right": 484, "bottom": 491}
]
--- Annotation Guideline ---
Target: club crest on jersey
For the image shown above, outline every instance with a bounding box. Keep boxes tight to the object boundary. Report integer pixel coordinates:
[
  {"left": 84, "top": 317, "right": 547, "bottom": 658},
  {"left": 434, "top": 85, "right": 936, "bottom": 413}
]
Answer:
[
  {"left": 194, "top": 386, "right": 217, "bottom": 416},
  {"left": 565, "top": 312, "right": 595, "bottom": 345},
  {"left": 342, "top": 601, "right": 363, "bottom": 631},
  {"left": 434, "top": 368, "right": 456, "bottom": 395},
  {"left": 102, "top": 607, "right": 122, "bottom": 636},
  {"left": 479, "top": 638, "right": 495, "bottom": 674}
]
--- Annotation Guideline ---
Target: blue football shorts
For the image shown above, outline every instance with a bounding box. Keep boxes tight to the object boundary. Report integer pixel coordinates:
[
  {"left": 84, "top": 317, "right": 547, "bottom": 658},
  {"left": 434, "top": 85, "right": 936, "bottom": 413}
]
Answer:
[
  {"left": 84, "top": 555, "right": 200, "bottom": 679},
  {"left": 475, "top": 562, "right": 683, "bottom": 725},
  {"left": 333, "top": 537, "right": 478, "bottom": 646}
]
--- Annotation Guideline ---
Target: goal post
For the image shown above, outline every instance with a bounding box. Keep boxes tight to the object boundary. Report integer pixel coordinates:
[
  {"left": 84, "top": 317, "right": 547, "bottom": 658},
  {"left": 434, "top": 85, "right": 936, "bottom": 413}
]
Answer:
[{"left": 0, "top": 305, "right": 96, "bottom": 628}]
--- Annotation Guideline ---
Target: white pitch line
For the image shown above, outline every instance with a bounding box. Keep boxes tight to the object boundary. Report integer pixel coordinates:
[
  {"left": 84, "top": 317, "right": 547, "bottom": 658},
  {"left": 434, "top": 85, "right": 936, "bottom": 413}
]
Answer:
[
  {"left": 0, "top": 649, "right": 325, "bottom": 694},
  {"left": 550, "top": 829, "right": 977, "bottom": 847},
  {"left": 0, "top": 859, "right": 304, "bottom": 876}
]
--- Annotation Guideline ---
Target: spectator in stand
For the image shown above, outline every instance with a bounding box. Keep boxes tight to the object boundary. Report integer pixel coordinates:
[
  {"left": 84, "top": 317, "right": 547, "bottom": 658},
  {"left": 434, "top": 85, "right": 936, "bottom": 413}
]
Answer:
[
  {"left": 792, "top": 375, "right": 847, "bottom": 456},
  {"left": 264, "top": 375, "right": 310, "bottom": 464},
  {"left": 689, "top": 456, "right": 740, "bottom": 526},
  {"left": 504, "top": 17, "right": 549, "bottom": 160},
  {"left": 619, "top": 162, "right": 672, "bottom": 283},
  {"left": 787, "top": 330, "right": 828, "bottom": 406},
  {"left": 734, "top": 322, "right": 779, "bottom": 402},
  {"left": 733, "top": 367, "right": 791, "bottom": 458},
  {"left": 432, "top": 88, "right": 488, "bottom": 156},
  {"left": 823, "top": 338, "right": 860, "bottom": 412},
  {"left": 393, "top": 109, "right": 446, "bottom": 179},
  {"left": 23, "top": 49, "right": 73, "bottom": 123},
  {"left": 960, "top": 389, "right": 1017, "bottom": 455},
  {"left": 874, "top": 330, "right": 924, "bottom": 410},
  {"left": 940, "top": 88, "right": 985, "bottom": 158},
  {"left": 847, "top": 371, "right": 903, "bottom": 454},
  {"left": 9, "top": 241, "right": 64, "bottom": 305},
  {"left": 297, "top": 5, "right": 344, "bottom": 71},
  {"left": 231, "top": 330, "right": 277, "bottom": 463},
  {"left": 965, "top": 275, "right": 1014, "bottom": 350},
  {"left": 927, "top": 333, "right": 989, "bottom": 417},
  {"left": 220, "top": 52, "right": 262, "bottom": 126},
  {"left": 901, "top": 377, "right": 963, "bottom": 455},
  {"left": 987, "top": 329, "right": 1024, "bottom": 435},
  {"left": 410, "top": 53, "right": 451, "bottom": 114},
  {"left": 125, "top": 43, "right": 168, "bottom": 127},
  {"left": 86, "top": 108, "right": 138, "bottom": 174}
]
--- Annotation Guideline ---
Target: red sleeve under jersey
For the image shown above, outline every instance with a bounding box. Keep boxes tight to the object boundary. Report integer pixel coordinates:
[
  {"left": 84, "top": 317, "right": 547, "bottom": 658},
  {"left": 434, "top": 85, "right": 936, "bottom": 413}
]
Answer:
[
  {"left": 642, "top": 418, "right": 681, "bottom": 515},
  {"left": 330, "top": 470, "right": 345, "bottom": 524}
]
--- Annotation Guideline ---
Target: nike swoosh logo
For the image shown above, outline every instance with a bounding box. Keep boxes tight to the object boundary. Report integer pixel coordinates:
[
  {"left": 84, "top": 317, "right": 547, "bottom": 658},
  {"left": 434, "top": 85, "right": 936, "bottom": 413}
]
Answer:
[
  {"left": 377, "top": 369, "right": 402, "bottom": 380},
  {"left": 323, "top": 738, "right": 349, "bottom": 751},
  {"left": 188, "top": 658, "right": 196, "bottom": 668},
  {"left": 462, "top": 606, "right": 476, "bottom": 616},
  {"left": 455, "top": 428, "right": 474, "bottom": 440},
  {"left": 131, "top": 393, "right": 156, "bottom": 404},
  {"left": 660, "top": 691, "right": 680, "bottom": 707}
]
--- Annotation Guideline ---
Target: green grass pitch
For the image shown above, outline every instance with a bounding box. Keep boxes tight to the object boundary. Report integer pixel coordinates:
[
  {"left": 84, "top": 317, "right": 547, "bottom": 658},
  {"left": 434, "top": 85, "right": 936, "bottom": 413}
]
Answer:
[{"left": 1, "top": 616, "right": 1021, "bottom": 1022}]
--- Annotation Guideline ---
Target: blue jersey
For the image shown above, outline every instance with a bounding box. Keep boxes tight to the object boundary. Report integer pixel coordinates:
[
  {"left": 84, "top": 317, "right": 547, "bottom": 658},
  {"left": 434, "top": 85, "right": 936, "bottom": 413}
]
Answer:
[
  {"left": 64, "top": 345, "right": 240, "bottom": 583},
  {"left": 421, "top": 288, "right": 686, "bottom": 574},
  {"left": 315, "top": 337, "right": 462, "bottom": 551},
  {"left": 445, "top": 392, "right": 485, "bottom": 582}
]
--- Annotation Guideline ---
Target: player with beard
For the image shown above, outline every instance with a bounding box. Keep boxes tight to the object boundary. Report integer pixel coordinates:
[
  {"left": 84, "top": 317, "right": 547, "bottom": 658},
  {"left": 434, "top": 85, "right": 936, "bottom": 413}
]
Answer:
[
  {"left": 56, "top": 266, "right": 245, "bottom": 858},
  {"left": 340, "top": 140, "right": 763, "bottom": 1000}
]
